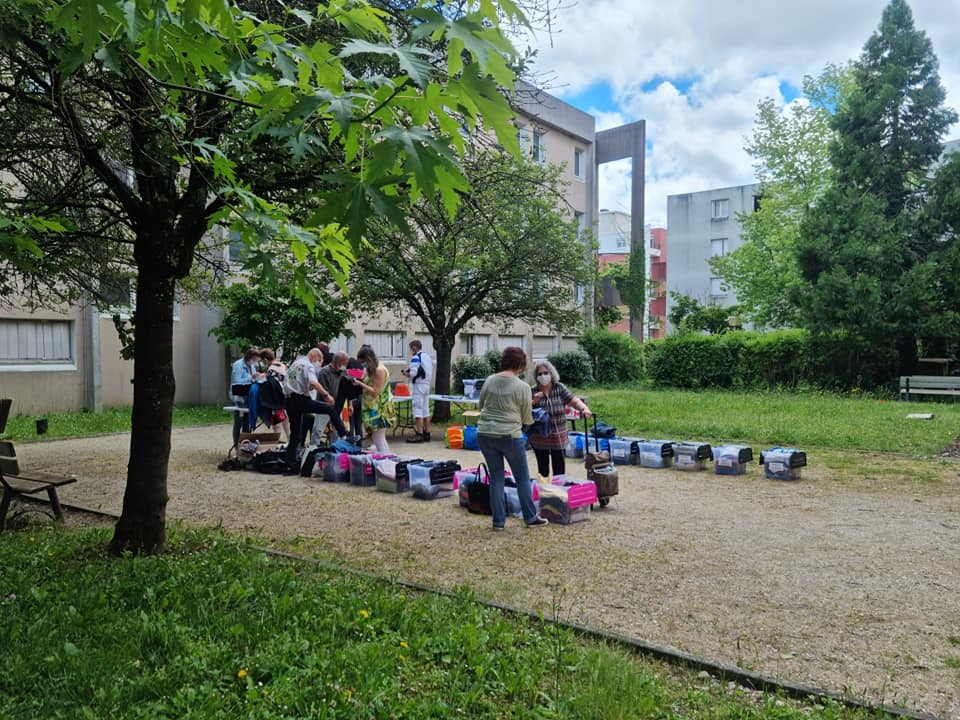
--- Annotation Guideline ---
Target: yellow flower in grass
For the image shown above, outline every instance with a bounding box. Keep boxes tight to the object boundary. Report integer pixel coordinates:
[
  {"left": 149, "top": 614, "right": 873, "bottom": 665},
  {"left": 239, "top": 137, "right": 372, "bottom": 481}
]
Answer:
[
  {"left": 359, "top": 609, "right": 369, "bottom": 619},
  {"left": 238, "top": 669, "right": 248, "bottom": 679},
  {"left": 399, "top": 641, "right": 408, "bottom": 649}
]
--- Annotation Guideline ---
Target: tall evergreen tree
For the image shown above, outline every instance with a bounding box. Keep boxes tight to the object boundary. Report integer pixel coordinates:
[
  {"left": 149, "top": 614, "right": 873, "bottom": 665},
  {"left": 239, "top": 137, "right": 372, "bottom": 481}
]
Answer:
[{"left": 794, "top": 0, "right": 958, "bottom": 384}]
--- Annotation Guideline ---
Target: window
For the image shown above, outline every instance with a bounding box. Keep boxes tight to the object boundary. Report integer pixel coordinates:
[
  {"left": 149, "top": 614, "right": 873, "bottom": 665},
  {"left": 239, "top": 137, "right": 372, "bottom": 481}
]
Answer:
[
  {"left": 711, "top": 198, "right": 729, "bottom": 220},
  {"left": 331, "top": 333, "right": 353, "bottom": 356},
  {"left": 364, "top": 331, "right": 405, "bottom": 359},
  {"left": 573, "top": 284, "right": 585, "bottom": 303},
  {"left": 532, "top": 129, "right": 546, "bottom": 163},
  {"left": 753, "top": 194, "right": 762, "bottom": 212},
  {"left": 711, "top": 238, "right": 727, "bottom": 257},
  {"left": 0, "top": 319, "right": 74, "bottom": 369},
  {"left": 574, "top": 211, "right": 586, "bottom": 240},
  {"left": 616, "top": 234, "right": 628, "bottom": 249},
  {"left": 559, "top": 336, "right": 579, "bottom": 352},
  {"left": 573, "top": 148, "right": 585, "bottom": 180},
  {"left": 532, "top": 335, "right": 556, "bottom": 358},
  {"left": 516, "top": 125, "right": 530, "bottom": 154},
  {"left": 228, "top": 231, "right": 246, "bottom": 265},
  {"left": 498, "top": 335, "right": 524, "bottom": 350},
  {"left": 709, "top": 276, "right": 726, "bottom": 296},
  {"left": 460, "top": 333, "right": 491, "bottom": 356}
]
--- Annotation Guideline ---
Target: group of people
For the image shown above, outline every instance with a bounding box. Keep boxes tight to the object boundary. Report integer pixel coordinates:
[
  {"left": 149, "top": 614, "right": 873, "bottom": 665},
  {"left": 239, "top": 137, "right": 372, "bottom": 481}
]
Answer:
[
  {"left": 232, "top": 340, "right": 591, "bottom": 531},
  {"left": 230, "top": 339, "right": 437, "bottom": 464}
]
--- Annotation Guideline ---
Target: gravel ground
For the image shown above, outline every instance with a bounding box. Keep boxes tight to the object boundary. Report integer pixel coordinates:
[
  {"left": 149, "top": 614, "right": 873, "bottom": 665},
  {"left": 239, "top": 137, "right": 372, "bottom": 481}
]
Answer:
[{"left": 17, "top": 425, "right": 960, "bottom": 719}]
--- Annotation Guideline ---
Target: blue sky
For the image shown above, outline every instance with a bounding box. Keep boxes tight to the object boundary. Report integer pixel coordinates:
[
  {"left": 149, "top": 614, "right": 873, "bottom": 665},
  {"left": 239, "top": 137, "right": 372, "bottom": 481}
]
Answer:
[{"left": 521, "top": 0, "right": 960, "bottom": 226}]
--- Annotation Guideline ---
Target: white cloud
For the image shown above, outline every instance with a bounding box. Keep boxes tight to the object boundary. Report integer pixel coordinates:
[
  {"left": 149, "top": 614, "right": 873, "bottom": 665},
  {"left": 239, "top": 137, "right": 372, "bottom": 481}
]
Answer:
[{"left": 524, "top": 0, "right": 960, "bottom": 227}]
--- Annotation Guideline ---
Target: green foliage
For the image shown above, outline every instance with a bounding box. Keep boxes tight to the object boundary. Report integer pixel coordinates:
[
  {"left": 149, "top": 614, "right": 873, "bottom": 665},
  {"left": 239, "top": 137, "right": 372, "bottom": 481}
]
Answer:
[
  {"left": 351, "top": 149, "right": 590, "bottom": 398},
  {"left": 482, "top": 349, "right": 504, "bottom": 375},
  {"left": 209, "top": 269, "right": 351, "bottom": 357},
  {"left": 601, "top": 250, "right": 646, "bottom": 331},
  {"left": 547, "top": 349, "right": 594, "bottom": 386},
  {"left": 667, "top": 292, "right": 740, "bottom": 335},
  {"left": 711, "top": 64, "right": 852, "bottom": 328},
  {"left": 2, "top": 406, "right": 227, "bottom": 442},
  {"left": 577, "top": 329, "right": 644, "bottom": 384},
  {"left": 795, "top": 0, "right": 959, "bottom": 378},
  {"left": 451, "top": 354, "right": 494, "bottom": 395},
  {"left": 646, "top": 328, "right": 899, "bottom": 391},
  {"left": 595, "top": 304, "right": 624, "bottom": 329},
  {"left": 0, "top": 526, "right": 889, "bottom": 720}
]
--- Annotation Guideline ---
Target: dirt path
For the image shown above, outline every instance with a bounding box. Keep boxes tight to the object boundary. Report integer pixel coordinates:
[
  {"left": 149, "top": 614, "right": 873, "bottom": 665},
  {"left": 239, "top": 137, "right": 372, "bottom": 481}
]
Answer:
[{"left": 19, "top": 426, "right": 960, "bottom": 718}]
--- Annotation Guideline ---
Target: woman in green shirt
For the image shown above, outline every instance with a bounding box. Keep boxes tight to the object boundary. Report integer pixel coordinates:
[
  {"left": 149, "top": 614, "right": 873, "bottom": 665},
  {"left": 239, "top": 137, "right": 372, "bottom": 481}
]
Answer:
[{"left": 477, "top": 346, "right": 548, "bottom": 530}]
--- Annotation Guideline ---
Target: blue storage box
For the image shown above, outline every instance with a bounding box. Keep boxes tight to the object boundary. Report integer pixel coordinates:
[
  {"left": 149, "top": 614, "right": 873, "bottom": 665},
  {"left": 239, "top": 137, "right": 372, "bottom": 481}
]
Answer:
[
  {"left": 463, "top": 425, "right": 480, "bottom": 450},
  {"left": 608, "top": 438, "right": 635, "bottom": 465},
  {"left": 565, "top": 432, "right": 585, "bottom": 459}
]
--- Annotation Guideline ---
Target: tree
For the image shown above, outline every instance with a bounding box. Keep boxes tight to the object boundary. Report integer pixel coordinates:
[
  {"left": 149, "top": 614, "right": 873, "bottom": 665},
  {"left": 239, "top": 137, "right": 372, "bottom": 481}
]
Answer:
[
  {"left": 0, "top": 0, "right": 524, "bottom": 553},
  {"left": 794, "top": 0, "right": 958, "bottom": 382},
  {"left": 601, "top": 251, "right": 646, "bottom": 335},
  {"left": 209, "top": 263, "right": 351, "bottom": 356},
  {"left": 350, "top": 149, "right": 591, "bottom": 419},
  {"left": 709, "top": 64, "right": 852, "bottom": 328},
  {"left": 667, "top": 292, "right": 740, "bottom": 335}
]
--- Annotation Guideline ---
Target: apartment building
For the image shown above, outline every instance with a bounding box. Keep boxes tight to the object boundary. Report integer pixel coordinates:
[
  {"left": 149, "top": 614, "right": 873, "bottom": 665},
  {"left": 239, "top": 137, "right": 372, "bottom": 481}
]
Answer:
[{"left": 665, "top": 183, "right": 760, "bottom": 329}]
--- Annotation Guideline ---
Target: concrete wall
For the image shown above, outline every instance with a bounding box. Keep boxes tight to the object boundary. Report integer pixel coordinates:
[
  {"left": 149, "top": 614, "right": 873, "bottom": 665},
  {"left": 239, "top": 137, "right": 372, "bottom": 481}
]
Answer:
[{"left": 665, "top": 183, "right": 759, "bottom": 330}]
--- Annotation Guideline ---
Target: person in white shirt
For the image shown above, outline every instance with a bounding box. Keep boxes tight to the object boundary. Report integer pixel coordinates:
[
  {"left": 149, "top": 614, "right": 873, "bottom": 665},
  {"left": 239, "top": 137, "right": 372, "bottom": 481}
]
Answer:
[
  {"left": 284, "top": 348, "right": 350, "bottom": 463},
  {"left": 402, "top": 340, "right": 433, "bottom": 443}
]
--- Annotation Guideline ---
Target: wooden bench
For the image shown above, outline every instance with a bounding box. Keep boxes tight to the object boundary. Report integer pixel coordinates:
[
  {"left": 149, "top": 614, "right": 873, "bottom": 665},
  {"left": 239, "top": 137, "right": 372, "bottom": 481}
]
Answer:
[
  {"left": 0, "top": 440, "right": 77, "bottom": 529},
  {"left": 899, "top": 375, "right": 960, "bottom": 400}
]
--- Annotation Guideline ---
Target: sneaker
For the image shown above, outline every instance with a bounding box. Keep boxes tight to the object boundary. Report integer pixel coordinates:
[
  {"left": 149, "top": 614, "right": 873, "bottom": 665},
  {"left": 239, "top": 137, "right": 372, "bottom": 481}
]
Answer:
[
  {"left": 421, "top": 432, "right": 431, "bottom": 442},
  {"left": 525, "top": 516, "right": 549, "bottom": 528},
  {"left": 492, "top": 524, "right": 505, "bottom": 531},
  {"left": 406, "top": 433, "right": 426, "bottom": 443}
]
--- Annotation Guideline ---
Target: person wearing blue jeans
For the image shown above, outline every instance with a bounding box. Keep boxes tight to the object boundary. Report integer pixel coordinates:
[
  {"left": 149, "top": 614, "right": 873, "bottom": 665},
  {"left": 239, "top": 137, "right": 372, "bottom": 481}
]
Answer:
[{"left": 476, "top": 346, "right": 548, "bottom": 530}]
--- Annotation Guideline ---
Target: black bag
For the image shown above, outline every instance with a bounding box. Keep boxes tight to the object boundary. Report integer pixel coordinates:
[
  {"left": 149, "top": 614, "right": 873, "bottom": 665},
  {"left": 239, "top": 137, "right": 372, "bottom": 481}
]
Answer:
[
  {"left": 429, "top": 459, "right": 461, "bottom": 484},
  {"left": 231, "top": 383, "right": 251, "bottom": 397},
  {"left": 466, "top": 464, "right": 516, "bottom": 515},
  {"left": 300, "top": 446, "right": 325, "bottom": 477},
  {"left": 248, "top": 449, "right": 294, "bottom": 475},
  {"left": 585, "top": 416, "right": 619, "bottom": 500}
]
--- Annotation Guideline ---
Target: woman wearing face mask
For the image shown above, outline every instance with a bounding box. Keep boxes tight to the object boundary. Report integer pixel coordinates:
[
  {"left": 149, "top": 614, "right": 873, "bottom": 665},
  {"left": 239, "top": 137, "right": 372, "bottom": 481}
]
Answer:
[{"left": 530, "top": 359, "right": 591, "bottom": 480}]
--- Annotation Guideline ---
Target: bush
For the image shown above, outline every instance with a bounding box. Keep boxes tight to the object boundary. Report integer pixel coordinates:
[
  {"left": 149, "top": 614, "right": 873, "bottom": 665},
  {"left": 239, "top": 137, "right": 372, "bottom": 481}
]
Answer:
[
  {"left": 482, "top": 348, "right": 503, "bottom": 374},
  {"left": 645, "top": 328, "right": 897, "bottom": 391},
  {"left": 577, "top": 329, "right": 644, "bottom": 384},
  {"left": 452, "top": 354, "right": 494, "bottom": 394},
  {"left": 646, "top": 333, "right": 743, "bottom": 388},
  {"left": 547, "top": 349, "right": 593, "bottom": 386}
]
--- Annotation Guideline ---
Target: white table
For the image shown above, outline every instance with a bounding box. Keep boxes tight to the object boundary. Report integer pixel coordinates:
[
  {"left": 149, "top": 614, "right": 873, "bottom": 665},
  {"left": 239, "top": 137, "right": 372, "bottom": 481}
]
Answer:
[{"left": 429, "top": 394, "right": 479, "bottom": 415}]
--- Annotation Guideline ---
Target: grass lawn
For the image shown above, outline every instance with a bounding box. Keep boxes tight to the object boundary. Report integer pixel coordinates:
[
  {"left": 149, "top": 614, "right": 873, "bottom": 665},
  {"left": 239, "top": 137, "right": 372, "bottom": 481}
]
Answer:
[
  {"left": 1, "top": 405, "right": 227, "bottom": 443},
  {"left": 578, "top": 387, "right": 960, "bottom": 456},
  {"left": 1, "top": 526, "right": 887, "bottom": 720}
]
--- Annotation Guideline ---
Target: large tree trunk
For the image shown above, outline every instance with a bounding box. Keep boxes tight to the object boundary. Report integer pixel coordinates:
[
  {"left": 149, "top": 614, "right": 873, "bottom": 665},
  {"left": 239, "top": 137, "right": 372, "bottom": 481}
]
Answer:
[
  {"left": 431, "top": 335, "right": 455, "bottom": 423},
  {"left": 109, "top": 256, "right": 176, "bottom": 555}
]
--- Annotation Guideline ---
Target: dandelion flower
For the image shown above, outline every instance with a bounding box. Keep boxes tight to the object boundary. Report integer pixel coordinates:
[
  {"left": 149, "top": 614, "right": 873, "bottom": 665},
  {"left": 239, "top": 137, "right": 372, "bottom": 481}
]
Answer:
[
  {"left": 359, "top": 609, "right": 370, "bottom": 619},
  {"left": 238, "top": 669, "right": 248, "bottom": 679},
  {"left": 399, "top": 641, "right": 408, "bottom": 649}
]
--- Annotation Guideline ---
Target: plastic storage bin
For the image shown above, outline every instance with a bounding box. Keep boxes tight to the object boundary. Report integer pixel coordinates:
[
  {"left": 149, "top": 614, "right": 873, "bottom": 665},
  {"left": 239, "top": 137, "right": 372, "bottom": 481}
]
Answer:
[
  {"left": 350, "top": 453, "right": 396, "bottom": 486},
  {"left": 564, "top": 432, "right": 586, "bottom": 459},
  {"left": 760, "top": 447, "right": 807, "bottom": 480},
  {"left": 608, "top": 438, "right": 636, "bottom": 465},
  {"left": 672, "top": 442, "right": 713, "bottom": 471},
  {"left": 462, "top": 379, "right": 484, "bottom": 399},
  {"left": 636, "top": 440, "right": 674, "bottom": 468},
  {"left": 537, "top": 477, "right": 597, "bottom": 524},
  {"left": 712, "top": 445, "right": 754, "bottom": 475},
  {"left": 375, "top": 455, "right": 422, "bottom": 493}
]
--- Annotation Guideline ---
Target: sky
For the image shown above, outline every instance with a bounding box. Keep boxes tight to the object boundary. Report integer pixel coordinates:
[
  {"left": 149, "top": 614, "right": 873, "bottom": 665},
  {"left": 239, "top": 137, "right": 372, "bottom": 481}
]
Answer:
[{"left": 519, "top": 0, "right": 960, "bottom": 227}]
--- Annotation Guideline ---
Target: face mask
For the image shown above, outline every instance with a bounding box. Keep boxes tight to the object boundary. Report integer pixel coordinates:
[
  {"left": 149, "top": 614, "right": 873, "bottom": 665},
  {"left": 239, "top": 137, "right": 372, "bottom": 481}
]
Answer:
[{"left": 537, "top": 374, "right": 552, "bottom": 385}]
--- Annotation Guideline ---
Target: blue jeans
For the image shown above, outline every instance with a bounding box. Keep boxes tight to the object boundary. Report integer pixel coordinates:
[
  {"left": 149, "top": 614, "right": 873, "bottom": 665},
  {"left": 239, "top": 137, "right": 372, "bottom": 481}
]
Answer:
[{"left": 478, "top": 434, "right": 538, "bottom": 527}]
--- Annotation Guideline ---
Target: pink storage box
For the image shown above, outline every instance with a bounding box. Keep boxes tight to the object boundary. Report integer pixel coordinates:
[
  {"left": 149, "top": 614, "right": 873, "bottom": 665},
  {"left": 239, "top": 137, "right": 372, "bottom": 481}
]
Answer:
[
  {"left": 550, "top": 476, "right": 598, "bottom": 507},
  {"left": 453, "top": 467, "right": 512, "bottom": 490},
  {"left": 347, "top": 368, "right": 364, "bottom": 379}
]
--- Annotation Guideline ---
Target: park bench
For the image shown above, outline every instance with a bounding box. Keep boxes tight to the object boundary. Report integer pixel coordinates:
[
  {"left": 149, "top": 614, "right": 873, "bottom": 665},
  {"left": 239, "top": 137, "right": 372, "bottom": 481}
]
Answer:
[
  {"left": 899, "top": 375, "right": 960, "bottom": 401},
  {"left": 0, "top": 439, "right": 77, "bottom": 529}
]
